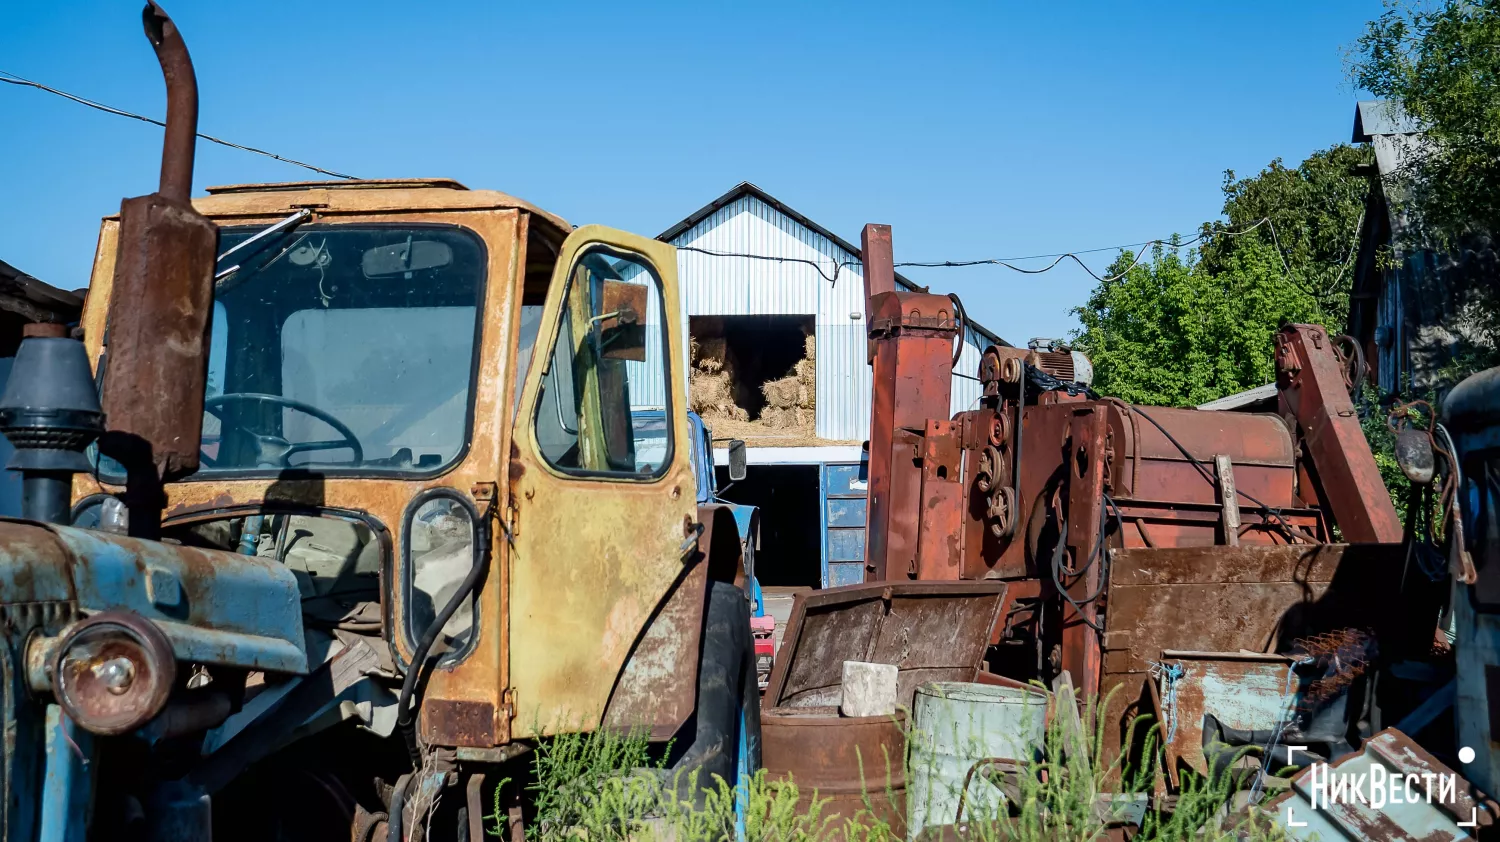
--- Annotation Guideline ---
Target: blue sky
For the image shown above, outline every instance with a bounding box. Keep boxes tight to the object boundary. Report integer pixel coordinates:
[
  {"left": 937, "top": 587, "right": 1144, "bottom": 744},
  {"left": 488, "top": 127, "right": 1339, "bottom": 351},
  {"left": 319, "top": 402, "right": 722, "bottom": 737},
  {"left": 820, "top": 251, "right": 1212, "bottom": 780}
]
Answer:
[{"left": 2, "top": 1, "right": 1381, "bottom": 345}]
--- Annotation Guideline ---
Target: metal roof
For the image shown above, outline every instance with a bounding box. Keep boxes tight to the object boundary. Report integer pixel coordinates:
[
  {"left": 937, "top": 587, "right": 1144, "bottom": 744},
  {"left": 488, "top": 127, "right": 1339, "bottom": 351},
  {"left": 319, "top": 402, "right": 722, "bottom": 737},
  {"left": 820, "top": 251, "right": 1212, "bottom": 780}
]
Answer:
[
  {"left": 659, "top": 181, "right": 1006, "bottom": 349},
  {"left": 0, "top": 260, "right": 83, "bottom": 324},
  {"left": 1353, "top": 100, "right": 1425, "bottom": 142},
  {"left": 1197, "top": 382, "right": 1278, "bottom": 411}
]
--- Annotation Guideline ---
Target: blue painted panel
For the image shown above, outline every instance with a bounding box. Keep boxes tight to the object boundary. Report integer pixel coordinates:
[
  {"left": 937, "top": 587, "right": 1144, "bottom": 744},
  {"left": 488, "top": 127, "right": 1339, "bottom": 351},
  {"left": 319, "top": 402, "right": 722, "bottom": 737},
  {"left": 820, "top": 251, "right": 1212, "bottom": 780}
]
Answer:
[
  {"left": 828, "top": 529, "right": 865, "bottom": 562},
  {"left": 828, "top": 563, "right": 864, "bottom": 587},
  {"left": 827, "top": 497, "right": 867, "bottom": 529},
  {"left": 824, "top": 463, "right": 869, "bottom": 498}
]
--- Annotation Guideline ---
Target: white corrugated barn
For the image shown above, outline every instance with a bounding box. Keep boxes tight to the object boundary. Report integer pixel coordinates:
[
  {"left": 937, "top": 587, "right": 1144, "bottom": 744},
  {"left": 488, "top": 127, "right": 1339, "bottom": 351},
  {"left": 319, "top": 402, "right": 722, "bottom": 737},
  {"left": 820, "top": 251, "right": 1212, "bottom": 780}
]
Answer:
[{"left": 653, "top": 182, "right": 1008, "bottom": 590}]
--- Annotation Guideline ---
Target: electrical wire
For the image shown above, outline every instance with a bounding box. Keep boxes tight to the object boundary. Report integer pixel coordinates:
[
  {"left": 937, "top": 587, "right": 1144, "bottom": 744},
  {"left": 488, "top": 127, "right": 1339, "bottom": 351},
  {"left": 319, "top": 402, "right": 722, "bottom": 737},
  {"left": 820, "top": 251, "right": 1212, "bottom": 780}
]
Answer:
[
  {"left": 894, "top": 217, "right": 1287, "bottom": 284},
  {"left": 0, "top": 69, "right": 357, "bottom": 180},
  {"left": 678, "top": 217, "right": 1290, "bottom": 290},
  {"left": 676, "top": 245, "right": 859, "bottom": 285}
]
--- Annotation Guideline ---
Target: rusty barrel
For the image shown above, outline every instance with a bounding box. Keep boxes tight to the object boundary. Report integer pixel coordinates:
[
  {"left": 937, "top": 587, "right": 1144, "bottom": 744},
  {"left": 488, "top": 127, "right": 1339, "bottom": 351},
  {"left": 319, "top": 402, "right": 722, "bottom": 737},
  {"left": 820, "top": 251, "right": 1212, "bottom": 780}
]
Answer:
[{"left": 761, "top": 707, "right": 907, "bottom": 834}]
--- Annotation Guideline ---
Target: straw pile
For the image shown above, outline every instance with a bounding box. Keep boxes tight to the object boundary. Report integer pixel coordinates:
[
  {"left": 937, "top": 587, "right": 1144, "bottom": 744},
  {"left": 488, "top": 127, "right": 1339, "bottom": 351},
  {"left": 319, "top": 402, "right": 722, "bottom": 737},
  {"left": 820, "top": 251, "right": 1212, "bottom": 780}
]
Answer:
[
  {"left": 689, "top": 336, "right": 749, "bottom": 422},
  {"left": 759, "top": 331, "right": 816, "bottom": 430}
]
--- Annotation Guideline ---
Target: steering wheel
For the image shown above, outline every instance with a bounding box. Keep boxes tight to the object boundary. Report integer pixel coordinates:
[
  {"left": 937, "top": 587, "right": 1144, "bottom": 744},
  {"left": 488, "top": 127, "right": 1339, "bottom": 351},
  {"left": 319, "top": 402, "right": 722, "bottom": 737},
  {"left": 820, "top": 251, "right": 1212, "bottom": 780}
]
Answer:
[{"left": 202, "top": 393, "right": 364, "bottom": 469}]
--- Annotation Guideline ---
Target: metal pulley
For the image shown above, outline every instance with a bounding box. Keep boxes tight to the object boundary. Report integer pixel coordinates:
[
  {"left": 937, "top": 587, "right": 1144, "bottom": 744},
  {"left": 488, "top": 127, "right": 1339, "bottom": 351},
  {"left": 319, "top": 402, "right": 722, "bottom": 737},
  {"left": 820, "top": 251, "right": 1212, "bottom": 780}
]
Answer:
[{"left": 987, "top": 487, "right": 1017, "bottom": 538}]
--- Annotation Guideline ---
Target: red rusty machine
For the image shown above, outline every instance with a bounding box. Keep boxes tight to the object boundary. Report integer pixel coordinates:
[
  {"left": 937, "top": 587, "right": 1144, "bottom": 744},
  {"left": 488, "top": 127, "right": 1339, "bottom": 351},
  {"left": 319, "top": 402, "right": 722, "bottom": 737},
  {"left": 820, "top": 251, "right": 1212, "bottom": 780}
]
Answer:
[{"left": 857, "top": 223, "right": 1447, "bottom": 779}]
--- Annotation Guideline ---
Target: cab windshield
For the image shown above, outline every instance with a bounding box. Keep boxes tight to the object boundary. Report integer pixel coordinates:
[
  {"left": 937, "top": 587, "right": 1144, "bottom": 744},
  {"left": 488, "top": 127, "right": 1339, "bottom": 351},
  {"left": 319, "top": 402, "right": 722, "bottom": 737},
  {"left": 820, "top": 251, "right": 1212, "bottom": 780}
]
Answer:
[{"left": 104, "top": 224, "right": 486, "bottom": 478}]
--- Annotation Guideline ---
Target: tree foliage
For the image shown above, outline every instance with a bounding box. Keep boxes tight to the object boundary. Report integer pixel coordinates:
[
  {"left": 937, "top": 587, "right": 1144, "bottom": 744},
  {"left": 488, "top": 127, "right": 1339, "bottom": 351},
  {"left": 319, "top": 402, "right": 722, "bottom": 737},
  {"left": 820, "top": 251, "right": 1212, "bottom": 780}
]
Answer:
[
  {"left": 1073, "top": 146, "right": 1370, "bottom": 407},
  {"left": 1201, "top": 145, "right": 1373, "bottom": 326},
  {"left": 1352, "top": 0, "right": 1500, "bottom": 243},
  {"left": 1351, "top": 0, "right": 1500, "bottom": 374}
]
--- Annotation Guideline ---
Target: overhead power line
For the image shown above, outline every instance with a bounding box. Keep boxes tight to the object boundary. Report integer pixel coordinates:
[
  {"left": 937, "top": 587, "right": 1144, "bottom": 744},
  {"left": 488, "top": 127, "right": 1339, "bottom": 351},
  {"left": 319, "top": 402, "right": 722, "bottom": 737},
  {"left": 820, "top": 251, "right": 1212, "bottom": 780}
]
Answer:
[
  {"left": 0, "top": 69, "right": 357, "bottom": 180},
  {"left": 683, "top": 217, "right": 1291, "bottom": 287}
]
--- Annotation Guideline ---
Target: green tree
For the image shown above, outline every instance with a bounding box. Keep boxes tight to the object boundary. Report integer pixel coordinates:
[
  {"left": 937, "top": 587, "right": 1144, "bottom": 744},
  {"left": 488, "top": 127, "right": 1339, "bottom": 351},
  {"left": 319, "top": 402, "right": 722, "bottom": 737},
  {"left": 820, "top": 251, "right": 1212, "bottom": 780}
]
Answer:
[
  {"left": 1351, "top": 0, "right": 1500, "bottom": 372},
  {"left": 1073, "top": 145, "right": 1370, "bottom": 407},
  {"left": 1073, "top": 238, "right": 1320, "bottom": 407},
  {"left": 1352, "top": 0, "right": 1500, "bottom": 245},
  {"left": 1200, "top": 145, "right": 1374, "bottom": 326}
]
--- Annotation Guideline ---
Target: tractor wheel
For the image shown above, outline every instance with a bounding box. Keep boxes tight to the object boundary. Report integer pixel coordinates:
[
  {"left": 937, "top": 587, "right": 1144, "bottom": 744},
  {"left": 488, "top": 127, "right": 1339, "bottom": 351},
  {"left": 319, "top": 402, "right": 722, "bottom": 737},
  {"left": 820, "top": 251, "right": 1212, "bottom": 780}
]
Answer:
[{"left": 668, "top": 580, "right": 761, "bottom": 806}]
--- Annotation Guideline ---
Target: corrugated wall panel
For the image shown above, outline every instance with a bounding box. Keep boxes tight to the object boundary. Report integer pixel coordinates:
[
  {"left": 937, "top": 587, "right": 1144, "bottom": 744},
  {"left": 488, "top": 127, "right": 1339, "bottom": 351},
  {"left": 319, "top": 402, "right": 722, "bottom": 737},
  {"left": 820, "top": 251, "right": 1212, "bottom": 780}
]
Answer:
[
  {"left": 950, "top": 328, "right": 985, "bottom": 417},
  {"left": 666, "top": 194, "right": 1000, "bottom": 443},
  {"left": 625, "top": 272, "right": 670, "bottom": 410}
]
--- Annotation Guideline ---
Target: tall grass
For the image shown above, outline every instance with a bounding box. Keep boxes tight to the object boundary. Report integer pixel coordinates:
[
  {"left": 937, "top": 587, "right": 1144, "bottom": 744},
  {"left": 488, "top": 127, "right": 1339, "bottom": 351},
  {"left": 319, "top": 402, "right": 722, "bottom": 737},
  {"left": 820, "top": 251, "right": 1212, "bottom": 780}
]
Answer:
[{"left": 495, "top": 690, "right": 1291, "bottom": 842}]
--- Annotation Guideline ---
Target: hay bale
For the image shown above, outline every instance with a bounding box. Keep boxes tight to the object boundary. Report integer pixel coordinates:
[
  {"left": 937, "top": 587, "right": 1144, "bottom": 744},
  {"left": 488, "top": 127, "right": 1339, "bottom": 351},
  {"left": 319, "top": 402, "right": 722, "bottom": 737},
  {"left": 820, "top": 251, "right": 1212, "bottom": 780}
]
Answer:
[
  {"left": 803, "top": 332, "right": 816, "bottom": 361},
  {"left": 794, "top": 358, "right": 815, "bottom": 384},
  {"left": 694, "top": 337, "right": 728, "bottom": 373},
  {"left": 759, "top": 407, "right": 794, "bottom": 429},
  {"left": 761, "top": 376, "right": 801, "bottom": 409}
]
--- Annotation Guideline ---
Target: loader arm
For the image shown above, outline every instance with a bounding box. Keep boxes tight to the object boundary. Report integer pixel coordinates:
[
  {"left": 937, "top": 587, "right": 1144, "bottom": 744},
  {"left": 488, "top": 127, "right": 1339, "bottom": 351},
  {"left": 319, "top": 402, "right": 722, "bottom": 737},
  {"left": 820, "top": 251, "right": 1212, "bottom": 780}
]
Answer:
[{"left": 1275, "top": 323, "right": 1403, "bottom": 543}]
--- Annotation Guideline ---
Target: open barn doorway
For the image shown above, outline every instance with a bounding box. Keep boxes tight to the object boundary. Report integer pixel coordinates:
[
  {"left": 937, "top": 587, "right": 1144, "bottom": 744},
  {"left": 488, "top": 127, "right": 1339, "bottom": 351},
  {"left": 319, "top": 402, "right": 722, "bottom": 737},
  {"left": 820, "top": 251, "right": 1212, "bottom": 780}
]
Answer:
[
  {"left": 690, "top": 315, "right": 815, "bottom": 443},
  {"left": 714, "top": 463, "right": 822, "bottom": 588}
]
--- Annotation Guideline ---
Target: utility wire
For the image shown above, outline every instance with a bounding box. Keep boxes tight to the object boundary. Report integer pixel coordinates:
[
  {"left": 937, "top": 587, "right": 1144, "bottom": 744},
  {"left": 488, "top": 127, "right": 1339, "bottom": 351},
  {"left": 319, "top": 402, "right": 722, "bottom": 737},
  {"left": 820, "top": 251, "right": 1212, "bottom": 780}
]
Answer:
[
  {"left": 677, "top": 245, "right": 861, "bottom": 285},
  {"left": 0, "top": 70, "right": 357, "bottom": 180},
  {"left": 682, "top": 217, "right": 1290, "bottom": 288},
  {"left": 895, "top": 217, "right": 1289, "bottom": 283}
]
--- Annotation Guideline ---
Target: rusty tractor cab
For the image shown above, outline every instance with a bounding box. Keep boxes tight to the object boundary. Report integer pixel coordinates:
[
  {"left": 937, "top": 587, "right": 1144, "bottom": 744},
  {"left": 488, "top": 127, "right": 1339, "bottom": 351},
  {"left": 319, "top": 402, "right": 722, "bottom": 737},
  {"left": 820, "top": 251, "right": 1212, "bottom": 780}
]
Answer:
[
  {"left": 62, "top": 180, "right": 761, "bottom": 838},
  {"left": 852, "top": 223, "right": 1452, "bottom": 806},
  {"left": 0, "top": 8, "right": 756, "bottom": 841}
]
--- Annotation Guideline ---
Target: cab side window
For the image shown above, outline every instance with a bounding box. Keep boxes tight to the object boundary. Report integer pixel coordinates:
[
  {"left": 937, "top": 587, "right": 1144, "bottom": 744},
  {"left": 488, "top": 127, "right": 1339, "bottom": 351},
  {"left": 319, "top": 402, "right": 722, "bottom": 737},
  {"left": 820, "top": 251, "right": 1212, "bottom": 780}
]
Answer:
[{"left": 533, "top": 247, "right": 670, "bottom": 477}]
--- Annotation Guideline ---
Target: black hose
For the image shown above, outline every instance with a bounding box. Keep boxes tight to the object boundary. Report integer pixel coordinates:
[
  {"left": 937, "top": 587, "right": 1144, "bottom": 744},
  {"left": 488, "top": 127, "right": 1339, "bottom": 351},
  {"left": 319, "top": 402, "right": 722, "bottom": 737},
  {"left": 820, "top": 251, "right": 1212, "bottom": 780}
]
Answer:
[
  {"left": 1012, "top": 360, "right": 1025, "bottom": 496},
  {"left": 397, "top": 499, "right": 497, "bottom": 768},
  {"left": 1049, "top": 494, "right": 1120, "bottom": 634},
  {"left": 385, "top": 773, "right": 413, "bottom": 842}
]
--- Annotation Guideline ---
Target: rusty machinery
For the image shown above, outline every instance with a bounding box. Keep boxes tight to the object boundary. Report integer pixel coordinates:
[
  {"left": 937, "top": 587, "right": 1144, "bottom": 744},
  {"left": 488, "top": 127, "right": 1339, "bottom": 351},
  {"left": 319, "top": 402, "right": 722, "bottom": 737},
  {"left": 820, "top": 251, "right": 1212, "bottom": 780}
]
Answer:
[
  {"left": 0, "top": 5, "right": 762, "bottom": 841},
  {"left": 858, "top": 223, "right": 1448, "bottom": 786}
]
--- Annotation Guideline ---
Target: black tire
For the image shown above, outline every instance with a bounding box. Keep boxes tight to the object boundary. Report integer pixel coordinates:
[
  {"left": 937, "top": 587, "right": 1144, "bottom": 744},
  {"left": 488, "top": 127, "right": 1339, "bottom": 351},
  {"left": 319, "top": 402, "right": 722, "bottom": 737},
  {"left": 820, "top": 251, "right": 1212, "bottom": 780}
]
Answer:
[{"left": 668, "top": 580, "right": 761, "bottom": 805}]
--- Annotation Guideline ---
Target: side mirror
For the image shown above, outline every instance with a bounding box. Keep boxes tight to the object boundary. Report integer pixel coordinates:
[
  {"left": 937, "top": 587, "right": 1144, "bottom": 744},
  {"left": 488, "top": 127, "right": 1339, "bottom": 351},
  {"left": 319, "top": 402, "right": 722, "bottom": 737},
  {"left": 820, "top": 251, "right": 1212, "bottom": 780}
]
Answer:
[
  {"left": 597, "top": 280, "right": 647, "bottom": 362},
  {"left": 727, "top": 439, "right": 747, "bottom": 482}
]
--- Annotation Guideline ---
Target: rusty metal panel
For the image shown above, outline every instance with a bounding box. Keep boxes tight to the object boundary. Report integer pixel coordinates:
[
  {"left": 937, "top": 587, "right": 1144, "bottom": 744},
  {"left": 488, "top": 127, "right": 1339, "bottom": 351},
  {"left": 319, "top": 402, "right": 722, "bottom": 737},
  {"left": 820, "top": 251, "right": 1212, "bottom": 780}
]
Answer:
[
  {"left": 864, "top": 291, "right": 960, "bottom": 581},
  {"left": 421, "top": 699, "right": 496, "bottom": 748},
  {"left": 765, "top": 581, "right": 1005, "bottom": 711},
  {"left": 602, "top": 557, "right": 708, "bottom": 741},
  {"left": 915, "top": 420, "right": 964, "bottom": 580},
  {"left": 1103, "top": 544, "right": 1429, "bottom": 678},
  {"left": 1267, "top": 728, "right": 1500, "bottom": 840}
]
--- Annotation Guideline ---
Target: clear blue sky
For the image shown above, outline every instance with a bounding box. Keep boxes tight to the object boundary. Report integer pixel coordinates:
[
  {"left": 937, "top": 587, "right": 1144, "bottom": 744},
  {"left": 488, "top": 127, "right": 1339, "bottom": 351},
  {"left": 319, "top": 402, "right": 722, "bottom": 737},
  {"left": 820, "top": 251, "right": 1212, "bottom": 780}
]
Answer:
[{"left": 2, "top": 0, "right": 1380, "bottom": 345}]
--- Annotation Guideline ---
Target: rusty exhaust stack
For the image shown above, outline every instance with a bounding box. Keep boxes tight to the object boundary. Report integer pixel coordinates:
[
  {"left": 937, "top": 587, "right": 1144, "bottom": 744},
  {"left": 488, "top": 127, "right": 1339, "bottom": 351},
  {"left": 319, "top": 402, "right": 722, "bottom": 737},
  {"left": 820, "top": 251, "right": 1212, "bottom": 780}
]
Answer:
[{"left": 99, "top": 2, "right": 218, "bottom": 534}]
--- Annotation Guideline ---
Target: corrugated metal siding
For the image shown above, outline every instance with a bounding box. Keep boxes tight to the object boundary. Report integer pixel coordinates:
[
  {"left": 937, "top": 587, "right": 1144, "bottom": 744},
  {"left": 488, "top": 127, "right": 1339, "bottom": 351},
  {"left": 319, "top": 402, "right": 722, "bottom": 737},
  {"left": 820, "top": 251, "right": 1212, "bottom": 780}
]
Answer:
[
  {"left": 623, "top": 269, "right": 671, "bottom": 411},
  {"left": 665, "top": 194, "right": 993, "bottom": 443}
]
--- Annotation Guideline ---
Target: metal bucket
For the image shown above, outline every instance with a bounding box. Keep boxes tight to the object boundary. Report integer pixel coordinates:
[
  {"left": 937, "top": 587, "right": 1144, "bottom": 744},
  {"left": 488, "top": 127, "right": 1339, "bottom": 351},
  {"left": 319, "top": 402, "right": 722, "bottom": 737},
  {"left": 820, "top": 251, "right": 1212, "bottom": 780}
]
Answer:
[
  {"left": 907, "top": 681, "right": 1047, "bottom": 839},
  {"left": 761, "top": 707, "right": 907, "bottom": 835}
]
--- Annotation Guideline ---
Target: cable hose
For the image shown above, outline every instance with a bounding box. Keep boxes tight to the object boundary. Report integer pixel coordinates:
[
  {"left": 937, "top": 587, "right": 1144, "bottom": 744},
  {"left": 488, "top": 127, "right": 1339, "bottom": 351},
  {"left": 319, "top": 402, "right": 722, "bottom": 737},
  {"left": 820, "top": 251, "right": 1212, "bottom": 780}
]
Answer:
[{"left": 397, "top": 498, "right": 497, "bottom": 768}]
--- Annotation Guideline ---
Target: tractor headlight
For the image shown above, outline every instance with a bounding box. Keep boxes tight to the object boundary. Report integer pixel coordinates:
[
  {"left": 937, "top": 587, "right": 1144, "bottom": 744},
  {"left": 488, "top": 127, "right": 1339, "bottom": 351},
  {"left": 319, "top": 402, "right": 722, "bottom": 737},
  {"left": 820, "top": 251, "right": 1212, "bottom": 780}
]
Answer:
[{"left": 53, "top": 611, "right": 176, "bottom": 735}]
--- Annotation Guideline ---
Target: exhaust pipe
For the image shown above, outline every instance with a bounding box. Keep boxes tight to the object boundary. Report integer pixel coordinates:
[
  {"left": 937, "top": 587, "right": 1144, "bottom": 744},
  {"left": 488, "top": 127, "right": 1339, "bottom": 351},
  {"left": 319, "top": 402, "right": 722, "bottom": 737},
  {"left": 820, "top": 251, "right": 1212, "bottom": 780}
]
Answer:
[
  {"left": 142, "top": 1, "right": 198, "bottom": 203},
  {"left": 99, "top": 2, "right": 219, "bottom": 533}
]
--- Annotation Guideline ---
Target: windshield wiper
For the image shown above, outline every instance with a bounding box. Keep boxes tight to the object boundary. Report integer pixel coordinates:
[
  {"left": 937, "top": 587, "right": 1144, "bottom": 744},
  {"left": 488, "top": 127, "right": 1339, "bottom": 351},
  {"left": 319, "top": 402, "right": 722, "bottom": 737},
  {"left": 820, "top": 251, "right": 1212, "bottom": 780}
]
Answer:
[{"left": 214, "top": 208, "right": 313, "bottom": 281}]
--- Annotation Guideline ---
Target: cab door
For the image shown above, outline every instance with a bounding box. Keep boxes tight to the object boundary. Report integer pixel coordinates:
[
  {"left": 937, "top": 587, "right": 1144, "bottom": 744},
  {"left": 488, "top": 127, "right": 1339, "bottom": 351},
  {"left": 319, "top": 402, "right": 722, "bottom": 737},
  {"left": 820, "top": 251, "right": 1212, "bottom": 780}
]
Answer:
[{"left": 507, "top": 225, "right": 695, "bottom": 737}]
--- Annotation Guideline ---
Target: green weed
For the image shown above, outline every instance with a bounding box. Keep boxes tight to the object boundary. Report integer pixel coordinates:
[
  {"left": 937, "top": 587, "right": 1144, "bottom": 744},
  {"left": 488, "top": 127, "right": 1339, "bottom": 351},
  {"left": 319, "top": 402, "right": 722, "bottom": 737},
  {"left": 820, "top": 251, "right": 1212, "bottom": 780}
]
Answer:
[{"left": 494, "top": 688, "right": 1294, "bottom": 842}]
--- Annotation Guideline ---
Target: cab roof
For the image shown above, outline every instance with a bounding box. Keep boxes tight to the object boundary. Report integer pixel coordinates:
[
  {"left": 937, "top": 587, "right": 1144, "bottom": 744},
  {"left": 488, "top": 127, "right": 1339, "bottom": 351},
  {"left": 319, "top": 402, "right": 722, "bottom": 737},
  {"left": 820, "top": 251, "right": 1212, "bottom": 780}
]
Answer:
[{"left": 113, "top": 178, "right": 574, "bottom": 244}]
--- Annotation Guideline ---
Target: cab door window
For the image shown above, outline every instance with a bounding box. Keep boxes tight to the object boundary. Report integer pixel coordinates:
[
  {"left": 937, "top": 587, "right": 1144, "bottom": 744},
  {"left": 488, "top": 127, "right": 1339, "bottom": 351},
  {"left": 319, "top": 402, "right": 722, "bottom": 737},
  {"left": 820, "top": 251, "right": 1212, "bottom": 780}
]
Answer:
[{"left": 532, "top": 247, "right": 669, "bottom": 477}]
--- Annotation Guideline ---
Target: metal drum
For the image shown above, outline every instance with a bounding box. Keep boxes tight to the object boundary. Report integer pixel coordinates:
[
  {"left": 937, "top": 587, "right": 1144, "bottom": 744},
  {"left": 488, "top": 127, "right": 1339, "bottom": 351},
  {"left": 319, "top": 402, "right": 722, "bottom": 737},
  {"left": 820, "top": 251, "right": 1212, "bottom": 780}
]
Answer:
[
  {"left": 761, "top": 707, "right": 907, "bottom": 835},
  {"left": 907, "top": 681, "right": 1047, "bottom": 838}
]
